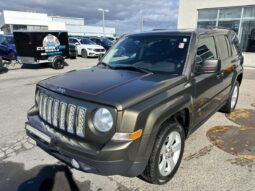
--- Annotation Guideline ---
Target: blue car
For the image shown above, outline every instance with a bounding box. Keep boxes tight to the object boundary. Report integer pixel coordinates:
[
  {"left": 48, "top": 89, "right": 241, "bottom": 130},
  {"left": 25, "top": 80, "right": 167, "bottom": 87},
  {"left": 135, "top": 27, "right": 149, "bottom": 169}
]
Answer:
[{"left": 0, "top": 35, "right": 17, "bottom": 60}]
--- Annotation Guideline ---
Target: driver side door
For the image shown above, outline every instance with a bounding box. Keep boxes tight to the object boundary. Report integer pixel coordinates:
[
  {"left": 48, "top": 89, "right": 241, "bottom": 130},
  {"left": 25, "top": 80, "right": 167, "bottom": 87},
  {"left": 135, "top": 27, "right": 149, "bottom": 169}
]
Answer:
[{"left": 193, "top": 36, "right": 224, "bottom": 126}]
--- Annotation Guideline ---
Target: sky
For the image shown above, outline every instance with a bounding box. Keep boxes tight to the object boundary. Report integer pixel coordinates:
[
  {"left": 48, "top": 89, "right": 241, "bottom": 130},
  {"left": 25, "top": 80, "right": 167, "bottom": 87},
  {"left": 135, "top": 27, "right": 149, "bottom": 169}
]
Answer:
[{"left": 0, "top": 0, "right": 179, "bottom": 34}]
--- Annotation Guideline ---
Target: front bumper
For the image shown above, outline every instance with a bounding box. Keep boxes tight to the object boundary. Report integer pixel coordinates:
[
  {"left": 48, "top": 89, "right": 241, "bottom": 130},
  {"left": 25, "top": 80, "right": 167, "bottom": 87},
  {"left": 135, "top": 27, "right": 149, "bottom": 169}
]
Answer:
[
  {"left": 69, "top": 50, "right": 77, "bottom": 57},
  {"left": 87, "top": 50, "right": 105, "bottom": 57},
  {"left": 25, "top": 114, "right": 147, "bottom": 177}
]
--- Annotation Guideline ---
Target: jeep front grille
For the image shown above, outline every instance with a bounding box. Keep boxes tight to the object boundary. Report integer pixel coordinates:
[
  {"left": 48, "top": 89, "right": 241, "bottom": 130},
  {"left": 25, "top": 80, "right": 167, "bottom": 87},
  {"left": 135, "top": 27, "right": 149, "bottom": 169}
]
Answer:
[{"left": 38, "top": 92, "right": 86, "bottom": 137}]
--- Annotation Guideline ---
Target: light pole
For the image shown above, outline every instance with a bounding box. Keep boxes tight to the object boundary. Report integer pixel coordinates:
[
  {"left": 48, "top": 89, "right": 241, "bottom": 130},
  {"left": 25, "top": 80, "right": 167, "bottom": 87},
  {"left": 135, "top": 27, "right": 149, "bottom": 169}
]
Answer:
[{"left": 98, "top": 8, "right": 109, "bottom": 37}]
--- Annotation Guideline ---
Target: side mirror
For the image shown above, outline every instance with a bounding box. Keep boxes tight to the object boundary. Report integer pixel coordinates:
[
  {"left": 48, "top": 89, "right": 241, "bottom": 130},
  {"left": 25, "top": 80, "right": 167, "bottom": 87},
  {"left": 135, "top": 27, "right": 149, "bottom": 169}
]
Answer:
[
  {"left": 199, "top": 59, "right": 221, "bottom": 74},
  {"left": 98, "top": 53, "right": 104, "bottom": 61},
  {"left": 75, "top": 42, "right": 80, "bottom": 46}
]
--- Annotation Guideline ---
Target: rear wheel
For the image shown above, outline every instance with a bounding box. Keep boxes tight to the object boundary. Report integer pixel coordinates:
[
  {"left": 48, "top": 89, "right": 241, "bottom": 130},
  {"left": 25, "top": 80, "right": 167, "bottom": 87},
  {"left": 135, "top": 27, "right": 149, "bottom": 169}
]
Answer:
[
  {"left": 142, "top": 121, "right": 185, "bottom": 184},
  {"left": 220, "top": 81, "right": 239, "bottom": 113},
  {"left": 81, "top": 49, "right": 88, "bottom": 58},
  {"left": 52, "top": 57, "right": 64, "bottom": 69},
  {"left": 0, "top": 57, "right": 3, "bottom": 68}
]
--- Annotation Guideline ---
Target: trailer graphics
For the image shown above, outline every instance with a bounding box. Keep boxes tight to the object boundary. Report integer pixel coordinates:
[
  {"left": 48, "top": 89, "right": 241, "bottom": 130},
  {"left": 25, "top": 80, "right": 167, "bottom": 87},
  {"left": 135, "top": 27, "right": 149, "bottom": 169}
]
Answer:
[{"left": 13, "top": 31, "right": 69, "bottom": 66}]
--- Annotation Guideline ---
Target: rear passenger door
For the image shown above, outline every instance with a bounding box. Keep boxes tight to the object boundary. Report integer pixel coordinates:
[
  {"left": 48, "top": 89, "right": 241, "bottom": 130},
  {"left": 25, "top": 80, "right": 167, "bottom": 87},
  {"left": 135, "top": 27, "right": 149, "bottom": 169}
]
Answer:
[
  {"left": 215, "top": 35, "right": 239, "bottom": 100},
  {"left": 193, "top": 36, "right": 223, "bottom": 126}
]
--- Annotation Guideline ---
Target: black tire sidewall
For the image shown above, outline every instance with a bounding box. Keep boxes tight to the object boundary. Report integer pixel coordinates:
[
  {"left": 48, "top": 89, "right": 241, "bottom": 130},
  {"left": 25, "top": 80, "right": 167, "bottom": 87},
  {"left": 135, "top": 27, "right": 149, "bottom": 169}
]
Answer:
[
  {"left": 81, "top": 49, "right": 87, "bottom": 58},
  {"left": 149, "top": 122, "right": 185, "bottom": 184},
  {"left": 52, "top": 58, "right": 64, "bottom": 69},
  {"left": 9, "top": 51, "right": 15, "bottom": 60}
]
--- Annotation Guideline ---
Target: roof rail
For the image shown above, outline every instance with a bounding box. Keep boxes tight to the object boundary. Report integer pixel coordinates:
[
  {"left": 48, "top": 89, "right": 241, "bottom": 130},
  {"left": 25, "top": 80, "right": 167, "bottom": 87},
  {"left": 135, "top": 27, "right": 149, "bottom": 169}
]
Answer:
[{"left": 206, "top": 26, "right": 232, "bottom": 30}]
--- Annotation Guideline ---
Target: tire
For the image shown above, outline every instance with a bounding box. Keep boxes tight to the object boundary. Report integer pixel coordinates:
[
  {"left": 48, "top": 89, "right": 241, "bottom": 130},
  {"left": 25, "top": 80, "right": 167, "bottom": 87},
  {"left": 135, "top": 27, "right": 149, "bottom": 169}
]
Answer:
[
  {"left": 52, "top": 58, "right": 64, "bottom": 69},
  {"left": 0, "top": 57, "right": 3, "bottom": 68},
  {"left": 81, "top": 49, "right": 88, "bottom": 58},
  {"left": 142, "top": 121, "right": 185, "bottom": 184},
  {"left": 8, "top": 51, "right": 15, "bottom": 60},
  {"left": 220, "top": 81, "right": 239, "bottom": 113}
]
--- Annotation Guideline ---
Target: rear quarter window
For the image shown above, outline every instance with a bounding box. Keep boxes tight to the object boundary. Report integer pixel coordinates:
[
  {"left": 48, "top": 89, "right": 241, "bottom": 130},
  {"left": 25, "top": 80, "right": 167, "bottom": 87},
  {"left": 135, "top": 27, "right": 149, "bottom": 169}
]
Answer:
[{"left": 216, "top": 35, "right": 230, "bottom": 60}]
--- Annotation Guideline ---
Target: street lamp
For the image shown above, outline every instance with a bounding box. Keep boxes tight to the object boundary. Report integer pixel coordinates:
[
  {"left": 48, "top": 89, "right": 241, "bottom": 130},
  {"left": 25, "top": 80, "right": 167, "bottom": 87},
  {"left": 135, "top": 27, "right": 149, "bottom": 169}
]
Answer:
[{"left": 98, "top": 8, "right": 109, "bottom": 37}]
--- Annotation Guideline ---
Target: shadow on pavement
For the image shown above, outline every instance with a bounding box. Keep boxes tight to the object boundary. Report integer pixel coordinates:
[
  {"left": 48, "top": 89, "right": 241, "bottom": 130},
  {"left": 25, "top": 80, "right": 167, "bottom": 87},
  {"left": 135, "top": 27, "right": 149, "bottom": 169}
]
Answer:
[
  {"left": 0, "top": 66, "right": 8, "bottom": 74},
  {"left": 21, "top": 62, "right": 69, "bottom": 70},
  {"left": 0, "top": 161, "right": 91, "bottom": 191}
]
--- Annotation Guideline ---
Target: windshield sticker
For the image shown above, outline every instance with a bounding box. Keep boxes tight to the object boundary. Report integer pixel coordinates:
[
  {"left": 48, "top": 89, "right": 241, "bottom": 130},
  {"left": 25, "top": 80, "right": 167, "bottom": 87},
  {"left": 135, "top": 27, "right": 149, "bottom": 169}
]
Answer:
[
  {"left": 183, "top": 38, "right": 187, "bottom": 42},
  {"left": 178, "top": 42, "right": 185, "bottom": 49}
]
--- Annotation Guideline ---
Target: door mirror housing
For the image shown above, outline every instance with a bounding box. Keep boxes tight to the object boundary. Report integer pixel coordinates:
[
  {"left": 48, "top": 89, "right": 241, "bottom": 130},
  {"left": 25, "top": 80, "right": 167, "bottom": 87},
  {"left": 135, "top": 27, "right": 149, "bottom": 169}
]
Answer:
[
  {"left": 75, "top": 42, "right": 80, "bottom": 46},
  {"left": 199, "top": 59, "right": 221, "bottom": 74}
]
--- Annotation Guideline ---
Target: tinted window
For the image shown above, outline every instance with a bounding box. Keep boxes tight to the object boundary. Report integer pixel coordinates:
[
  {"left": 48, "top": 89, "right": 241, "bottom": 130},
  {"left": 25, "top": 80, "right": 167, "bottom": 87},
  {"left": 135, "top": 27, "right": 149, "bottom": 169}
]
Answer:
[
  {"left": 224, "top": 35, "right": 232, "bottom": 56},
  {"left": 102, "top": 35, "right": 191, "bottom": 75},
  {"left": 68, "top": 39, "right": 74, "bottom": 44},
  {"left": 196, "top": 36, "right": 217, "bottom": 62},
  {"left": 73, "top": 39, "right": 79, "bottom": 44},
  {"left": 217, "top": 35, "right": 229, "bottom": 60},
  {"left": 195, "top": 36, "right": 217, "bottom": 73},
  {"left": 102, "top": 38, "right": 113, "bottom": 46}
]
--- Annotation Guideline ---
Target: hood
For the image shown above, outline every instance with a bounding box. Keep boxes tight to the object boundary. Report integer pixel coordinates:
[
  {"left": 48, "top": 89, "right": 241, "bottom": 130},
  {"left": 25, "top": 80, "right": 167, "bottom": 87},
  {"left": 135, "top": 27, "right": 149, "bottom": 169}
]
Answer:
[{"left": 38, "top": 67, "right": 185, "bottom": 110}]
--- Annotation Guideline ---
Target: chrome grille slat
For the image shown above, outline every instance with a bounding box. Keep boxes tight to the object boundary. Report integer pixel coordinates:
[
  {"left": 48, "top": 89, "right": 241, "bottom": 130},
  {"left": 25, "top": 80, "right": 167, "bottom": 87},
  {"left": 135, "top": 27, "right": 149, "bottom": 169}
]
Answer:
[
  {"left": 42, "top": 95, "right": 48, "bottom": 121},
  {"left": 76, "top": 107, "right": 86, "bottom": 137},
  {"left": 52, "top": 99, "right": 60, "bottom": 127},
  {"left": 67, "top": 104, "right": 76, "bottom": 134},
  {"left": 59, "top": 102, "right": 67, "bottom": 130},
  {"left": 47, "top": 98, "right": 53, "bottom": 124},
  {"left": 37, "top": 91, "right": 86, "bottom": 138},
  {"left": 39, "top": 93, "right": 44, "bottom": 116}
]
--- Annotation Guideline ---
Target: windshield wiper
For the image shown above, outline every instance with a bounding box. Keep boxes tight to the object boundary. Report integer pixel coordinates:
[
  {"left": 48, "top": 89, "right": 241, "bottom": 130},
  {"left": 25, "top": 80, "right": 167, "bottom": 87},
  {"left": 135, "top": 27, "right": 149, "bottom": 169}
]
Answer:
[
  {"left": 111, "top": 65, "right": 153, "bottom": 74},
  {"left": 97, "top": 61, "right": 113, "bottom": 69}
]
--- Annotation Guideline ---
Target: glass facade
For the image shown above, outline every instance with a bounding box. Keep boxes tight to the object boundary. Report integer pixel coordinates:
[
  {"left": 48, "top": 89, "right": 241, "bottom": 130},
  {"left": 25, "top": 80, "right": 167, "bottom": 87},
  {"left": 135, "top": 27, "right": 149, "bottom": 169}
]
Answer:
[{"left": 198, "top": 6, "right": 255, "bottom": 52}]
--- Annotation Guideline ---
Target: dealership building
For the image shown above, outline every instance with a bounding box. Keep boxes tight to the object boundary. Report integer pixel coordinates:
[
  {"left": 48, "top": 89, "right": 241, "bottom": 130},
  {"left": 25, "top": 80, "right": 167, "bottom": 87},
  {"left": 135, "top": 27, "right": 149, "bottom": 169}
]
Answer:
[
  {"left": 0, "top": 10, "right": 116, "bottom": 37},
  {"left": 178, "top": 0, "right": 255, "bottom": 67}
]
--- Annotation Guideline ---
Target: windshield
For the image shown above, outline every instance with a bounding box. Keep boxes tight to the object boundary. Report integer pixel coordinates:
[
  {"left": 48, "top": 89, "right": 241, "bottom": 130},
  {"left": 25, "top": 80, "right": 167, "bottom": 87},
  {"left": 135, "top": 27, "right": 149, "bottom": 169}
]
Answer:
[
  {"left": 0, "top": 36, "right": 14, "bottom": 44},
  {"left": 102, "top": 35, "right": 191, "bottom": 75},
  {"left": 80, "top": 38, "right": 96, "bottom": 45},
  {"left": 102, "top": 38, "right": 113, "bottom": 46}
]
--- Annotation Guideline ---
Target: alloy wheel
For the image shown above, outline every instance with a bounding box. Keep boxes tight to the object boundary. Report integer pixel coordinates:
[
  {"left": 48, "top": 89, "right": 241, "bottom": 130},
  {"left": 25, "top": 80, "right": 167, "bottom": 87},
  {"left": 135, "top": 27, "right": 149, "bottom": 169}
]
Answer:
[{"left": 158, "top": 131, "right": 181, "bottom": 177}]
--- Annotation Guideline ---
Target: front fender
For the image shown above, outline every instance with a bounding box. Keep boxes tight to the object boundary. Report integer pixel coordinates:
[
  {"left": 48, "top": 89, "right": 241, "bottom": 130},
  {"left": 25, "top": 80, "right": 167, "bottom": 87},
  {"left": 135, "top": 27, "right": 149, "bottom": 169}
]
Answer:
[{"left": 118, "top": 81, "right": 193, "bottom": 162}]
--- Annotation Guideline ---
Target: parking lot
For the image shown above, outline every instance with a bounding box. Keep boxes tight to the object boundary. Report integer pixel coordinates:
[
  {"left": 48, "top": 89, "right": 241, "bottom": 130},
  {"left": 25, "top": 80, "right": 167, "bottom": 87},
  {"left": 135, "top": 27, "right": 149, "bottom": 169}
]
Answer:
[{"left": 0, "top": 57, "right": 255, "bottom": 191}]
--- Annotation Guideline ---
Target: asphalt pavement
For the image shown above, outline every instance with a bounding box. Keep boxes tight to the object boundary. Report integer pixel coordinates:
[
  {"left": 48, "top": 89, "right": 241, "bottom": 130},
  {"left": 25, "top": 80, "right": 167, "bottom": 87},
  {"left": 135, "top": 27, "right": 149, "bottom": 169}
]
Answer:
[{"left": 0, "top": 58, "right": 254, "bottom": 191}]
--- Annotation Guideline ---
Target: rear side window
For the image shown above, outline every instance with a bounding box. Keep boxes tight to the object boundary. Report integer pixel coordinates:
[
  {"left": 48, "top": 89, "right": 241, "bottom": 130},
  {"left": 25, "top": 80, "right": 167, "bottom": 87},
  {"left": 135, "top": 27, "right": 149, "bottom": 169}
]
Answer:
[
  {"left": 217, "top": 35, "right": 230, "bottom": 60},
  {"left": 196, "top": 36, "right": 217, "bottom": 63},
  {"left": 224, "top": 35, "right": 232, "bottom": 56}
]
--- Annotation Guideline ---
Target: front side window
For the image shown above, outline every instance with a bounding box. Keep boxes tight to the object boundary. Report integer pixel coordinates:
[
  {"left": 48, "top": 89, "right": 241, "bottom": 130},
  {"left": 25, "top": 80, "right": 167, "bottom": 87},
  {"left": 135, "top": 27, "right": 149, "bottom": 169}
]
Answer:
[
  {"left": 102, "top": 35, "right": 191, "bottom": 75},
  {"left": 195, "top": 36, "right": 217, "bottom": 73}
]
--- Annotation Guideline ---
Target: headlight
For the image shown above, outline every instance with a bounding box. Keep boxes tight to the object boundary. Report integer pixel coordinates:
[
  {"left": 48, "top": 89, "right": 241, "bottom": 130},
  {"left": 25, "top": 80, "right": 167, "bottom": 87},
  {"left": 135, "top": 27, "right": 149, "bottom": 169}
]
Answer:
[
  {"left": 93, "top": 108, "right": 113, "bottom": 132},
  {"left": 87, "top": 48, "right": 94, "bottom": 51}
]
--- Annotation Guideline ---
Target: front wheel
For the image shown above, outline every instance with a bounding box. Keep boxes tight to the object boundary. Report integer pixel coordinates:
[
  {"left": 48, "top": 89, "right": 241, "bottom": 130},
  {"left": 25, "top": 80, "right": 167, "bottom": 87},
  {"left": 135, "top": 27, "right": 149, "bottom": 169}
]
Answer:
[
  {"left": 220, "top": 81, "right": 239, "bottom": 113},
  {"left": 142, "top": 121, "right": 185, "bottom": 184},
  {"left": 81, "top": 49, "right": 88, "bottom": 58}
]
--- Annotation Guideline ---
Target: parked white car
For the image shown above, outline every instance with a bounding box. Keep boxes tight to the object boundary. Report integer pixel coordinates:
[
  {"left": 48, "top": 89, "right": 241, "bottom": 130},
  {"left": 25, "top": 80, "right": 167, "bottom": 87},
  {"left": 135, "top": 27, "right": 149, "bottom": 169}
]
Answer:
[{"left": 68, "top": 37, "right": 105, "bottom": 58}]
